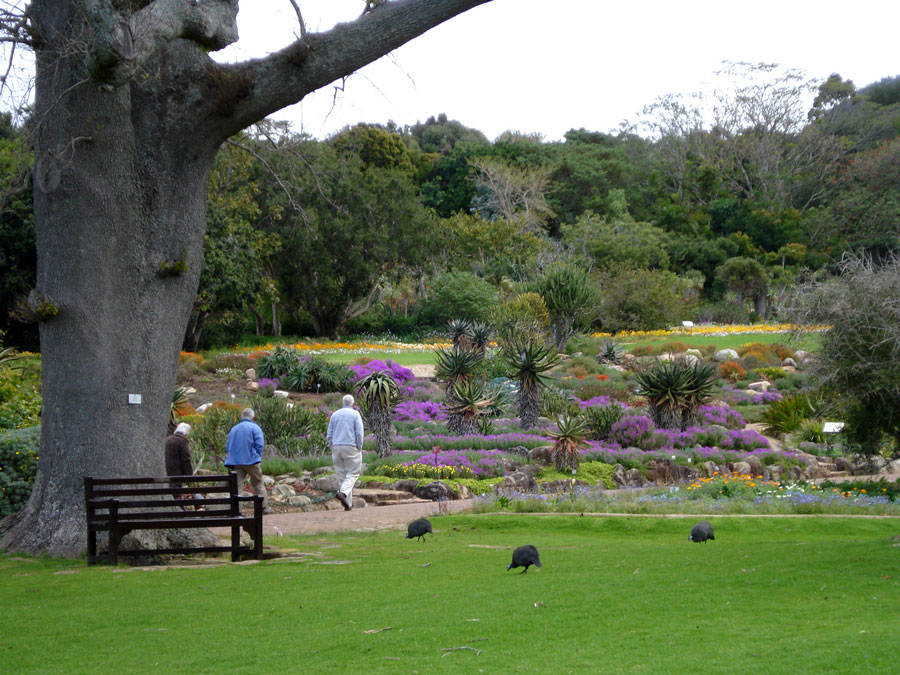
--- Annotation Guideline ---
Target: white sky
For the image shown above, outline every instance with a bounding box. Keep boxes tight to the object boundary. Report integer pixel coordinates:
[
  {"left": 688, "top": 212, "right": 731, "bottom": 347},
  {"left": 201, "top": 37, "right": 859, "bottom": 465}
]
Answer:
[{"left": 219, "top": 1, "right": 898, "bottom": 142}]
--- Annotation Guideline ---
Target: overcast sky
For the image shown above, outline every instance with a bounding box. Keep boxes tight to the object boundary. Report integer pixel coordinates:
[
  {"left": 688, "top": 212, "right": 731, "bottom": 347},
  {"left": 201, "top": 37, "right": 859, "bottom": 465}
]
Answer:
[{"left": 218, "top": 0, "right": 899, "bottom": 142}]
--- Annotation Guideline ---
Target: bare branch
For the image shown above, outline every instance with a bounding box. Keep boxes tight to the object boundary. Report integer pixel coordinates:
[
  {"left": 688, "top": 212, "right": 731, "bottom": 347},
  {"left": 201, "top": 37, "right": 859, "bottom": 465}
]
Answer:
[{"left": 286, "top": 0, "right": 306, "bottom": 40}]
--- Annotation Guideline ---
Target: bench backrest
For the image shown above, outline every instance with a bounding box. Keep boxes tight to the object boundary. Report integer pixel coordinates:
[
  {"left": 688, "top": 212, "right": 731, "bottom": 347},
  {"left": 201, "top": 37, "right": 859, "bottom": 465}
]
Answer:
[{"left": 84, "top": 473, "right": 243, "bottom": 519}]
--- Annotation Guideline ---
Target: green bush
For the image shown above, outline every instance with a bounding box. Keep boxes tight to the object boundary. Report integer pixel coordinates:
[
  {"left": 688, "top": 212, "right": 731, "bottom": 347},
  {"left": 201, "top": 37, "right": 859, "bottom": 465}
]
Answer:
[
  {"left": 0, "top": 366, "right": 42, "bottom": 430},
  {"left": 581, "top": 404, "right": 625, "bottom": 441},
  {"left": 0, "top": 426, "right": 40, "bottom": 517},
  {"left": 425, "top": 271, "right": 497, "bottom": 325},
  {"left": 250, "top": 394, "right": 329, "bottom": 457}
]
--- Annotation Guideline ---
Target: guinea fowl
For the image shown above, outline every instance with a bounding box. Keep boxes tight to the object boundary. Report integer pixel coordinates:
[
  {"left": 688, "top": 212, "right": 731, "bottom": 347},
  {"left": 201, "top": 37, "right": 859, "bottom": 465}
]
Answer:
[
  {"left": 405, "top": 517, "right": 433, "bottom": 542},
  {"left": 507, "top": 545, "right": 542, "bottom": 573},
  {"left": 689, "top": 521, "right": 715, "bottom": 543}
]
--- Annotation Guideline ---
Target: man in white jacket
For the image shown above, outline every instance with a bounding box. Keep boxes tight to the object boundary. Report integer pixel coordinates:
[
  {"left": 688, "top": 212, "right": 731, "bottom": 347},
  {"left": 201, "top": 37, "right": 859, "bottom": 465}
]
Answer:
[{"left": 327, "top": 394, "right": 365, "bottom": 511}]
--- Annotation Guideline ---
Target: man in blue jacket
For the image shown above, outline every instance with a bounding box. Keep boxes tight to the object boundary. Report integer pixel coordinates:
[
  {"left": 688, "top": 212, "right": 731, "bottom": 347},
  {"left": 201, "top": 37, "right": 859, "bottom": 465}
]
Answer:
[
  {"left": 225, "top": 408, "right": 272, "bottom": 514},
  {"left": 327, "top": 394, "right": 365, "bottom": 511}
]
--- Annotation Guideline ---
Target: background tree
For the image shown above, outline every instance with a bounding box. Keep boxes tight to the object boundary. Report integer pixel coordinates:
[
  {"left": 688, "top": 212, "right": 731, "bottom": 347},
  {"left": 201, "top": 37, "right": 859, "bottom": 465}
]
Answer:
[
  {"left": 0, "top": 0, "right": 494, "bottom": 557},
  {"left": 716, "top": 256, "right": 771, "bottom": 317},
  {"left": 530, "top": 263, "right": 596, "bottom": 350},
  {"left": 789, "top": 253, "right": 900, "bottom": 454}
]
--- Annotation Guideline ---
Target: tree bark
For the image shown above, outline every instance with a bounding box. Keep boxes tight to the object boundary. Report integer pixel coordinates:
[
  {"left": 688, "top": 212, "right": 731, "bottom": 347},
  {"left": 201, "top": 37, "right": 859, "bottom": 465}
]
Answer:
[{"left": 2, "top": 0, "right": 493, "bottom": 557}]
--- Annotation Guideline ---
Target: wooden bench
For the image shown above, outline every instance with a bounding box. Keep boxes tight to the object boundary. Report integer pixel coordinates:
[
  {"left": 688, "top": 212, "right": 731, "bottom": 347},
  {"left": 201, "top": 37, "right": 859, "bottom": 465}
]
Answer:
[{"left": 84, "top": 473, "right": 263, "bottom": 565}]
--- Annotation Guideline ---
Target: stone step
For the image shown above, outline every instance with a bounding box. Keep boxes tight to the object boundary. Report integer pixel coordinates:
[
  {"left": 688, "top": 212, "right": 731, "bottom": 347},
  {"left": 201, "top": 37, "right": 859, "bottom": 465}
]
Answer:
[
  {"left": 374, "top": 497, "right": 431, "bottom": 507},
  {"left": 826, "top": 470, "right": 849, "bottom": 477},
  {"left": 354, "top": 488, "right": 419, "bottom": 504}
]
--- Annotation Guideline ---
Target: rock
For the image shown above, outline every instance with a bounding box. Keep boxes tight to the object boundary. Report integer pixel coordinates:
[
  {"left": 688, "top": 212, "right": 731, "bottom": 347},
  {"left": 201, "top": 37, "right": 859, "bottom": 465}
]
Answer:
[
  {"left": 314, "top": 474, "right": 340, "bottom": 492},
  {"left": 414, "top": 481, "right": 458, "bottom": 501},
  {"left": 715, "top": 348, "right": 739, "bottom": 362},
  {"left": 273, "top": 390, "right": 290, "bottom": 399},
  {"left": 881, "top": 458, "right": 900, "bottom": 475},
  {"left": 699, "top": 461, "right": 720, "bottom": 478},
  {"left": 781, "top": 358, "right": 797, "bottom": 368},
  {"left": 529, "top": 445, "right": 554, "bottom": 464},
  {"left": 502, "top": 471, "right": 536, "bottom": 490},
  {"left": 182, "top": 386, "right": 197, "bottom": 395},
  {"left": 787, "top": 465, "right": 808, "bottom": 480},
  {"left": 685, "top": 349, "right": 703, "bottom": 358},
  {"left": 612, "top": 463, "right": 627, "bottom": 488},
  {"left": 539, "top": 478, "right": 590, "bottom": 492},
  {"left": 535, "top": 417, "right": 553, "bottom": 428},
  {"left": 780, "top": 365, "right": 797, "bottom": 373},
  {"left": 645, "top": 458, "right": 699, "bottom": 484},
  {"left": 455, "top": 483, "right": 473, "bottom": 499},
  {"left": 245, "top": 368, "right": 257, "bottom": 381},
  {"left": 805, "top": 464, "right": 830, "bottom": 479},
  {"left": 794, "top": 350, "right": 808, "bottom": 361},
  {"left": 391, "top": 479, "right": 420, "bottom": 495},
  {"left": 270, "top": 483, "right": 296, "bottom": 499},
  {"left": 508, "top": 445, "right": 532, "bottom": 458},
  {"left": 657, "top": 352, "right": 675, "bottom": 362},
  {"left": 195, "top": 403, "right": 212, "bottom": 414},
  {"left": 624, "top": 467, "right": 643, "bottom": 487},
  {"left": 288, "top": 495, "right": 311, "bottom": 507},
  {"left": 744, "top": 455, "right": 766, "bottom": 478},
  {"left": 768, "top": 464, "right": 784, "bottom": 480},
  {"left": 748, "top": 380, "right": 771, "bottom": 392},
  {"left": 350, "top": 496, "right": 367, "bottom": 509},
  {"left": 731, "top": 461, "right": 752, "bottom": 477},
  {"left": 682, "top": 354, "right": 700, "bottom": 366},
  {"left": 262, "top": 474, "right": 276, "bottom": 487},
  {"left": 311, "top": 466, "right": 334, "bottom": 477},
  {"left": 518, "top": 464, "right": 543, "bottom": 478},
  {"left": 246, "top": 381, "right": 260, "bottom": 392}
]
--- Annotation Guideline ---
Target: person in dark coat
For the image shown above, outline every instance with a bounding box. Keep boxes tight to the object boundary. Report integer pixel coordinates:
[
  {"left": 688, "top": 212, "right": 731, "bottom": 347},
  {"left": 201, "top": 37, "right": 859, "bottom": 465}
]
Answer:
[{"left": 165, "top": 422, "right": 193, "bottom": 479}]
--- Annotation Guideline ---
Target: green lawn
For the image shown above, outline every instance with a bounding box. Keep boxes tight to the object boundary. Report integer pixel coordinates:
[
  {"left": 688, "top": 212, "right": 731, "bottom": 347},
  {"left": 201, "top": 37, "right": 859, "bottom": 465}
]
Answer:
[
  {"left": 614, "top": 331, "right": 820, "bottom": 352},
  {"left": 2, "top": 515, "right": 897, "bottom": 673}
]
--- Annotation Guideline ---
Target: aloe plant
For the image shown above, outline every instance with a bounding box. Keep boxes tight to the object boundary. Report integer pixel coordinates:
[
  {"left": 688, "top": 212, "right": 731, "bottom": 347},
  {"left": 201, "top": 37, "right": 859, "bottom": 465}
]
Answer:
[
  {"left": 633, "top": 360, "right": 716, "bottom": 430},
  {"left": 548, "top": 413, "right": 588, "bottom": 472},
  {"left": 446, "top": 318, "right": 473, "bottom": 350},
  {"left": 468, "top": 321, "right": 494, "bottom": 353},
  {"left": 357, "top": 371, "right": 401, "bottom": 457},
  {"left": 596, "top": 339, "right": 625, "bottom": 365},
  {"left": 443, "top": 379, "right": 496, "bottom": 436},
  {"left": 503, "top": 341, "right": 560, "bottom": 429}
]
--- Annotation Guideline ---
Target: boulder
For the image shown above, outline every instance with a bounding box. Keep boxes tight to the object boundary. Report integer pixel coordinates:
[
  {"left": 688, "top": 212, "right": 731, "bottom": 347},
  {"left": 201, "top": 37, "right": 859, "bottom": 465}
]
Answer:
[
  {"left": 539, "top": 478, "right": 590, "bottom": 493},
  {"left": 805, "top": 464, "right": 830, "bottom": 479},
  {"left": 182, "top": 386, "right": 197, "bottom": 395},
  {"left": 414, "top": 481, "right": 459, "bottom": 501},
  {"left": 508, "top": 445, "right": 533, "bottom": 458},
  {"left": 391, "top": 479, "right": 420, "bottom": 495},
  {"left": 195, "top": 403, "right": 212, "bottom": 414},
  {"left": 502, "top": 471, "right": 536, "bottom": 491},
  {"left": 744, "top": 454, "right": 766, "bottom": 478},
  {"left": 311, "top": 466, "right": 334, "bottom": 477},
  {"left": 682, "top": 354, "right": 700, "bottom": 366},
  {"left": 781, "top": 358, "right": 797, "bottom": 368},
  {"left": 645, "top": 458, "right": 699, "bottom": 484},
  {"left": 699, "top": 461, "right": 720, "bottom": 478},
  {"left": 270, "top": 483, "right": 296, "bottom": 499},
  {"left": 535, "top": 417, "right": 553, "bottom": 428},
  {"left": 657, "top": 352, "right": 675, "bottom": 362},
  {"left": 833, "top": 457, "right": 855, "bottom": 473},
  {"left": 262, "top": 473, "right": 276, "bottom": 487},
  {"left": 273, "top": 390, "right": 290, "bottom": 399},
  {"left": 245, "top": 368, "right": 257, "bottom": 381},
  {"left": 529, "top": 445, "right": 554, "bottom": 464},
  {"left": 881, "top": 458, "right": 900, "bottom": 476},
  {"left": 314, "top": 474, "right": 340, "bottom": 492},
  {"left": 612, "top": 463, "right": 627, "bottom": 488},
  {"left": 731, "top": 461, "right": 752, "bottom": 477},
  {"left": 288, "top": 495, "right": 312, "bottom": 507},
  {"left": 787, "top": 465, "right": 808, "bottom": 480},
  {"left": 768, "top": 464, "right": 784, "bottom": 480},
  {"left": 518, "top": 464, "right": 543, "bottom": 478},
  {"left": 455, "top": 483, "right": 473, "bottom": 499},
  {"left": 246, "top": 381, "right": 260, "bottom": 392},
  {"left": 624, "top": 467, "right": 643, "bottom": 487},
  {"left": 685, "top": 348, "right": 703, "bottom": 358},
  {"left": 748, "top": 380, "right": 771, "bottom": 392},
  {"left": 715, "top": 348, "right": 739, "bottom": 362},
  {"left": 794, "top": 350, "right": 808, "bottom": 361}
]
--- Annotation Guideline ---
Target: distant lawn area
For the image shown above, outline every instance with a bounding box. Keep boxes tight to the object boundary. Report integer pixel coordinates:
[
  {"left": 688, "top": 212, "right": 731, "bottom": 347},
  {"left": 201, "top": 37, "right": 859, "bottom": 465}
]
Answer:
[{"left": 2, "top": 514, "right": 896, "bottom": 673}]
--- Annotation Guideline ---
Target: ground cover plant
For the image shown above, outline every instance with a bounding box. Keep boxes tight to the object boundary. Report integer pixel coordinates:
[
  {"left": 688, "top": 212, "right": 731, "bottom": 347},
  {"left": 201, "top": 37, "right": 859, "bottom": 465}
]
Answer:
[{"left": 1, "top": 515, "right": 897, "bottom": 673}]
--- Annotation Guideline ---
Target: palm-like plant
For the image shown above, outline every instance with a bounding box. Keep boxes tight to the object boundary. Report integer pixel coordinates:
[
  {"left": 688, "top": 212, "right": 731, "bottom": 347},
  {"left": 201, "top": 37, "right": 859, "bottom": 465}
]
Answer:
[
  {"left": 170, "top": 385, "right": 192, "bottom": 432},
  {"left": 548, "top": 413, "right": 588, "bottom": 473},
  {"left": 503, "top": 341, "right": 560, "bottom": 429},
  {"left": 444, "top": 379, "right": 496, "bottom": 437},
  {"left": 633, "top": 360, "right": 716, "bottom": 430},
  {"left": 435, "top": 346, "right": 483, "bottom": 391},
  {"left": 468, "top": 321, "right": 494, "bottom": 354},
  {"left": 596, "top": 339, "right": 625, "bottom": 365},
  {"left": 257, "top": 345, "right": 301, "bottom": 379},
  {"left": 447, "top": 318, "right": 473, "bottom": 350},
  {"left": 356, "top": 371, "right": 401, "bottom": 457}
]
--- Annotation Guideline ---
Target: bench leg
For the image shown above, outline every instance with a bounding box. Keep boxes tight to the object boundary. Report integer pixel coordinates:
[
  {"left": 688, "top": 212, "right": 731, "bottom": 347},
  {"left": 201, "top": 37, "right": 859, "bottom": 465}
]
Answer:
[{"left": 231, "top": 525, "right": 241, "bottom": 562}]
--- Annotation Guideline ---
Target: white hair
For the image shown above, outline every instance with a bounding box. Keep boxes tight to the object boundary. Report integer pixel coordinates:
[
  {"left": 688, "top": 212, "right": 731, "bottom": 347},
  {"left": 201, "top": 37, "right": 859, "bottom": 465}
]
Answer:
[
  {"left": 242, "top": 408, "right": 255, "bottom": 420},
  {"left": 174, "top": 422, "right": 191, "bottom": 436},
  {"left": 342, "top": 394, "right": 354, "bottom": 407}
]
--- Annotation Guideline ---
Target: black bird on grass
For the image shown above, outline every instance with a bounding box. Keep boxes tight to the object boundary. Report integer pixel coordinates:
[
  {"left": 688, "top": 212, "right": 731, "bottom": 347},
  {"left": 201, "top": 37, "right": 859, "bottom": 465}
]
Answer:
[
  {"left": 507, "top": 545, "right": 542, "bottom": 573},
  {"left": 689, "top": 521, "right": 715, "bottom": 543},
  {"left": 405, "top": 517, "right": 432, "bottom": 542}
]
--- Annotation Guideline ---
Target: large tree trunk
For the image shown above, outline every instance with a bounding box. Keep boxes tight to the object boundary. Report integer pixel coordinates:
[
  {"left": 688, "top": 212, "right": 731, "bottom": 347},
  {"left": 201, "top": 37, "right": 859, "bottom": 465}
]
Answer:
[{"left": 2, "top": 0, "right": 493, "bottom": 558}]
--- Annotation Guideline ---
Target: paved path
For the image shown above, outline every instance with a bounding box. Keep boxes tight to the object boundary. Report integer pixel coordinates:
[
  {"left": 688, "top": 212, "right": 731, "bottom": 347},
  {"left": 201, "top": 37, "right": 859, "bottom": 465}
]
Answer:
[{"left": 212, "top": 498, "right": 475, "bottom": 538}]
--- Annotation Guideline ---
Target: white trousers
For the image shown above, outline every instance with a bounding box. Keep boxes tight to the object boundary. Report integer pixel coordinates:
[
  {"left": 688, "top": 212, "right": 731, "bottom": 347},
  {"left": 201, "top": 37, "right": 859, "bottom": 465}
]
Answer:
[{"left": 331, "top": 444, "right": 362, "bottom": 503}]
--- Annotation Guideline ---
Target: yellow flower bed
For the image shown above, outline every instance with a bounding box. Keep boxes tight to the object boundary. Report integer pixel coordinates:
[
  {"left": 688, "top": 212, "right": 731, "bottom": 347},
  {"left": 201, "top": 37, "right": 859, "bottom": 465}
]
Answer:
[
  {"left": 236, "top": 340, "right": 452, "bottom": 355},
  {"left": 591, "top": 324, "right": 830, "bottom": 339}
]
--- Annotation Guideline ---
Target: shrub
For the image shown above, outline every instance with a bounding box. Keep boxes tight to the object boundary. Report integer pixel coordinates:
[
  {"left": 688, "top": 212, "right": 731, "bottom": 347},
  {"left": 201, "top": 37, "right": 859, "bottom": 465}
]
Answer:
[
  {"left": 753, "top": 367, "right": 787, "bottom": 381},
  {"left": 718, "top": 361, "right": 747, "bottom": 382},
  {"left": 257, "top": 345, "right": 303, "bottom": 379},
  {"left": 659, "top": 341, "right": 690, "bottom": 354},
  {"left": 0, "top": 426, "right": 40, "bottom": 516},
  {"left": 0, "top": 366, "right": 42, "bottom": 430},
  {"left": 492, "top": 292, "right": 550, "bottom": 351},
  {"left": 760, "top": 393, "right": 818, "bottom": 437},
  {"left": 610, "top": 414, "right": 655, "bottom": 448},
  {"left": 427, "top": 271, "right": 497, "bottom": 324},
  {"left": 630, "top": 345, "right": 655, "bottom": 357},
  {"left": 581, "top": 404, "right": 625, "bottom": 441}
]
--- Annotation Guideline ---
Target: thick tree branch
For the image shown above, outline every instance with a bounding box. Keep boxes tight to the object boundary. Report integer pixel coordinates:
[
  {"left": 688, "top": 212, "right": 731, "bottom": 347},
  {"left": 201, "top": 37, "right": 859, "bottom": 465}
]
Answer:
[{"left": 218, "top": 0, "right": 492, "bottom": 136}]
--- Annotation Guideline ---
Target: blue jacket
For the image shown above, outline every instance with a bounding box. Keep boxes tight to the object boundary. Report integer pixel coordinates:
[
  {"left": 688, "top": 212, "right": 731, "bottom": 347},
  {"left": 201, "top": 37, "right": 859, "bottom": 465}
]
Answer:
[
  {"left": 327, "top": 406, "right": 364, "bottom": 451},
  {"left": 225, "top": 418, "right": 265, "bottom": 466}
]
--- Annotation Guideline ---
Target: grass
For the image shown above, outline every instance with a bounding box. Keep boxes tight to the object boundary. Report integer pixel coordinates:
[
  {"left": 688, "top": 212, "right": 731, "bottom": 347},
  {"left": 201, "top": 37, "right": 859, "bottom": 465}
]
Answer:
[{"left": 2, "top": 515, "right": 897, "bottom": 673}]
